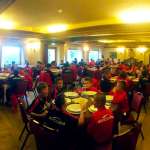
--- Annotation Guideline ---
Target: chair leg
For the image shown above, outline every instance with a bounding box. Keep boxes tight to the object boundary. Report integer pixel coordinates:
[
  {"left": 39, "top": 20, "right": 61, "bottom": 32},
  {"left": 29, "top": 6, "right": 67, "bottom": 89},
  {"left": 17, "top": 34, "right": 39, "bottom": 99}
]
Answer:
[
  {"left": 19, "top": 125, "right": 26, "bottom": 140},
  {"left": 33, "top": 90, "right": 37, "bottom": 97},
  {"left": 25, "top": 94, "right": 29, "bottom": 107},
  {"left": 141, "top": 130, "right": 144, "bottom": 140},
  {"left": 20, "top": 133, "right": 31, "bottom": 150}
]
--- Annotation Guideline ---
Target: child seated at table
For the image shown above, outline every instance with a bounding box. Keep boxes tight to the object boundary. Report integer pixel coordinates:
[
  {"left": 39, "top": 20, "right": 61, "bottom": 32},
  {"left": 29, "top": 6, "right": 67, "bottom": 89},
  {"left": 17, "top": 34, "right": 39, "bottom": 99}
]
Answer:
[
  {"left": 79, "top": 77, "right": 98, "bottom": 93},
  {"left": 52, "top": 78, "right": 65, "bottom": 99},
  {"left": 78, "top": 94, "right": 114, "bottom": 149},
  {"left": 100, "top": 72, "right": 112, "bottom": 93},
  {"left": 45, "top": 94, "right": 78, "bottom": 149},
  {"left": 28, "top": 82, "right": 53, "bottom": 118},
  {"left": 111, "top": 80, "right": 129, "bottom": 114}
]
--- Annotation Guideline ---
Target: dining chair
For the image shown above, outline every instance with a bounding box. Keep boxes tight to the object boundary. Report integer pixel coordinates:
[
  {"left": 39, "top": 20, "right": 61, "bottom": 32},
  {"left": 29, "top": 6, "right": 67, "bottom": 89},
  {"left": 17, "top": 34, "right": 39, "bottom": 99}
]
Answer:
[
  {"left": 125, "top": 91, "right": 144, "bottom": 140},
  {"left": 112, "top": 122, "right": 142, "bottom": 150},
  {"left": 142, "top": 82, "right": 150, "bottom": 112},
  {"left": 10, "top": 79, "right": 29, "bottom": 111},
  {"left": 26, "top": 75, "right": 39, "bottom": 97},
  {"left": 29, "top": 119, "right": 60, "bottom": 150},
  {"left": 18, "top": 97, "right": 32, "bottom": 150},
  {"left": 130, "top": 91, "right": 144, "bottom": 121}
]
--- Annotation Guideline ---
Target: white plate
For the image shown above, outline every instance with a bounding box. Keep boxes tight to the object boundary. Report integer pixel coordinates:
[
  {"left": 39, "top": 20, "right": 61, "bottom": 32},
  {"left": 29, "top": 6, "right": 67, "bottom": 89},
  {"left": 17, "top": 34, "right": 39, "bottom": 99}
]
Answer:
[
  {"left": 64, "top": 92, "right": 79, "bottom": 98},
  {"left": 66, "top": 104, "right": 81, "bottom": 114},
  {"left": 65, "top": 98, "right": 71, "bottom": 104},
  {"left": 72, "top": 97, "right": 88, "bottom": 104},
  {"left": 81, "top": 91, "right": 97, "bottom": 96},
  {"left": 88, "top": 105, "right": 98, "bottom": 113},
  {"left": 106, "top": 95, "right": 113, "bottom": 101}
]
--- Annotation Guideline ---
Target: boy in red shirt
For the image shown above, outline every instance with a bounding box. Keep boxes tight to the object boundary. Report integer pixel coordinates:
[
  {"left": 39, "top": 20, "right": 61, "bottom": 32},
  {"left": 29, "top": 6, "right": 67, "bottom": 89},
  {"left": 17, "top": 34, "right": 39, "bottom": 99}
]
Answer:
[
  {"left": 79, "top": 94, "right": 114, "bottom": 149},
  {"left": 111, "top": 81, "right": 129, "bottom": 114}
]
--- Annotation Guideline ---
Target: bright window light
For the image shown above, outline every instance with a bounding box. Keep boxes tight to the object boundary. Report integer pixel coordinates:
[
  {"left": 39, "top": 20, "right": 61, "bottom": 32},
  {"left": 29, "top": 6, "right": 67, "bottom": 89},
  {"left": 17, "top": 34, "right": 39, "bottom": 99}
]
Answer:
[
  {"left": 67, "top": 50, "right": 82, "bottom": 63},
  {"left": 48, "top": 48, "right": 56, "bottom": 63},
  {"left": 48, "top": 24, "right": 68, "bottom": 33},
  {"left": 1, "top": 46, "right": 21, "bottom": 67},
  {"left": 119, "top": 8, "right": 150, "bottom": 23},
  {"left": 136, "top": 46, "right": 147, "bottom": 53},
  {"left": 116, "top": 47, "right": 125, "bottom": 53},
  {"left": 89, "top": 51, "right": 101, "bottom": 62}
]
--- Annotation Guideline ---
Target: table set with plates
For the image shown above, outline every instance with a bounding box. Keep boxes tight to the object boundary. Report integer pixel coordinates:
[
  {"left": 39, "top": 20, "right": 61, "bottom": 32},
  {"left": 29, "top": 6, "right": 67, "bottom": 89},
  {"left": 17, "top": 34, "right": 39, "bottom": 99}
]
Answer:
[
  {"left": 110, "top": 76, "right": 139, "bottom": 83},
  {"left": 0, "top": 73, "right": 10, "bottom": 81},
  {"left": 50, "top": 68, "right": 62, "bottom": 76},
  {"left": 64, "top": 91, "right": 113, "bottom": 116}
]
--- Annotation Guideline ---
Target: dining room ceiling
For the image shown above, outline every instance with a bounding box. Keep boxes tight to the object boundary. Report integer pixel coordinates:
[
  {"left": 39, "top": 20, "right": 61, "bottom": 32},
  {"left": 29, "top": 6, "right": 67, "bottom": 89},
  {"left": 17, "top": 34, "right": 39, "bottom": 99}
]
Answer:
[{"left": 1, "top": 0, "right": 150, "bottom": 45}]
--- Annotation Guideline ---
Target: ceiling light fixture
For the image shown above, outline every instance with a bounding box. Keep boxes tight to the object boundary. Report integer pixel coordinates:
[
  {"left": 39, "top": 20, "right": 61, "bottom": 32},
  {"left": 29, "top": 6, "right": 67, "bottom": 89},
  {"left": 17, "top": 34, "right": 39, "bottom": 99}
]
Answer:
[
  {"left": 48, "top": 24, "right": 68, "bottom": 33},
  {"left": 119, "top": 8, "right": 150, "bottom": 24},
  {"left": 0, "top": 19, "right": 14, "bottom": 29},
  {"left": 83, "top": 44, "right": 89, "bottom": 52}
]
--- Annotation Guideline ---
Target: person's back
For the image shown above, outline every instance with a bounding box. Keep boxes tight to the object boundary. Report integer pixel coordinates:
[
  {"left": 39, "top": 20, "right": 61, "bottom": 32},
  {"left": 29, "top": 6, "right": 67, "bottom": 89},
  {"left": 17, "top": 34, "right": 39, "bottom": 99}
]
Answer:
[
  {"left": 45, "top": 95, "right": 78, "bottom": 149},
  {"left": 85, "top": 94, "right": 114, "bottom": 150}
]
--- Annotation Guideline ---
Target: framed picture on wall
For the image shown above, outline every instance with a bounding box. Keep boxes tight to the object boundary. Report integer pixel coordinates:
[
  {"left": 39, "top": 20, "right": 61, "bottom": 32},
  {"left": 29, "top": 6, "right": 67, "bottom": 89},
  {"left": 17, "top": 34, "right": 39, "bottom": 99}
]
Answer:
[{"left": 110, "top": 52, "right": 117, "bottom": 59}]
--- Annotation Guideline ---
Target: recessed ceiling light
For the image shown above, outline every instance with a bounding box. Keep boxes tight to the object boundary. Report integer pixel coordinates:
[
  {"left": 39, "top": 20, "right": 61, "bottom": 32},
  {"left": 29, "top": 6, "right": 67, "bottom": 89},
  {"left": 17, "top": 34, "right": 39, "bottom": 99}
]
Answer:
[
  {"left": 98, "top": 39, "right": 135, "bottom": 43},
  {"left": 119, "top": 8, "right": 150, "bottom": 23},
  {"left": 48, "top": 24, "right": 68, "bottom": 33},
  {"left": 58, "top": 9, "right": 63, "bottom": 13},
  {"left": 0, "top": 19, "right": 14, "bottom": 29}
]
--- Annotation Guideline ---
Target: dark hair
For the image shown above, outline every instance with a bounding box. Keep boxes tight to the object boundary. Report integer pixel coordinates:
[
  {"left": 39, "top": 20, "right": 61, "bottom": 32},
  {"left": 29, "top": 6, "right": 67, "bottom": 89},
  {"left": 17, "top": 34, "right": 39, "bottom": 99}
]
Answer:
[
  {"left": 13, "top": 70, "right": 19, "bottom": 76},
  {"left": 84, "top": 77, "right": 92, "bottom": 82},
  {"left": 55, "top": 94, "right": 65, "bottom": 109},
  {"left": 56, "top": 77, "right": 63, "bottom": 83},
  {"left": 37, "top": 82, "right": 48, "bottom": 93},
  {"left": 94, "top": 93, "right": 106, "bottom": 107},
  {"left": 119, "top": 71, "right": 127, "bottom": 79},
  {"left": 117, "top": 80, "right": 126, "bottom": 90}
]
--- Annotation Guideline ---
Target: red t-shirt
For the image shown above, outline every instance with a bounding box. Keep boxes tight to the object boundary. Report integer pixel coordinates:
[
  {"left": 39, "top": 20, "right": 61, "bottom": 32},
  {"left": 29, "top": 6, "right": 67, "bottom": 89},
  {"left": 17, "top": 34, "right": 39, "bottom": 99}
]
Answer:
[
  {"left": 87, "top": 107, "right": 113, "bottom": 144},
  {"left": 112, "top": 90, "right": 129, "bottom": 113},
  {"left": 24, "top": 74, "right": 33, "bottom": 89},
  {"left": 39, "top": 71, "right": 52, "bottom": 87}
]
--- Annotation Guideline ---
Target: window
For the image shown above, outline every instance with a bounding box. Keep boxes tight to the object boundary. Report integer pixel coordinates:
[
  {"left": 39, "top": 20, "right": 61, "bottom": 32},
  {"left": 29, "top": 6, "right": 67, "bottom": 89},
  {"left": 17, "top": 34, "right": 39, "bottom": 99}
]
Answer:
[
  {"left": 67, "top": 50, "right": 82, "bottom": 63},
  {"left": 1, "top": 46, "right": 21, "bottom": 67},
  {"left": 89, "top": 51, "right": 99, "bottom": 62},
  {"left": 48, "top": 48, "right": 56, "bottom": 63}
]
